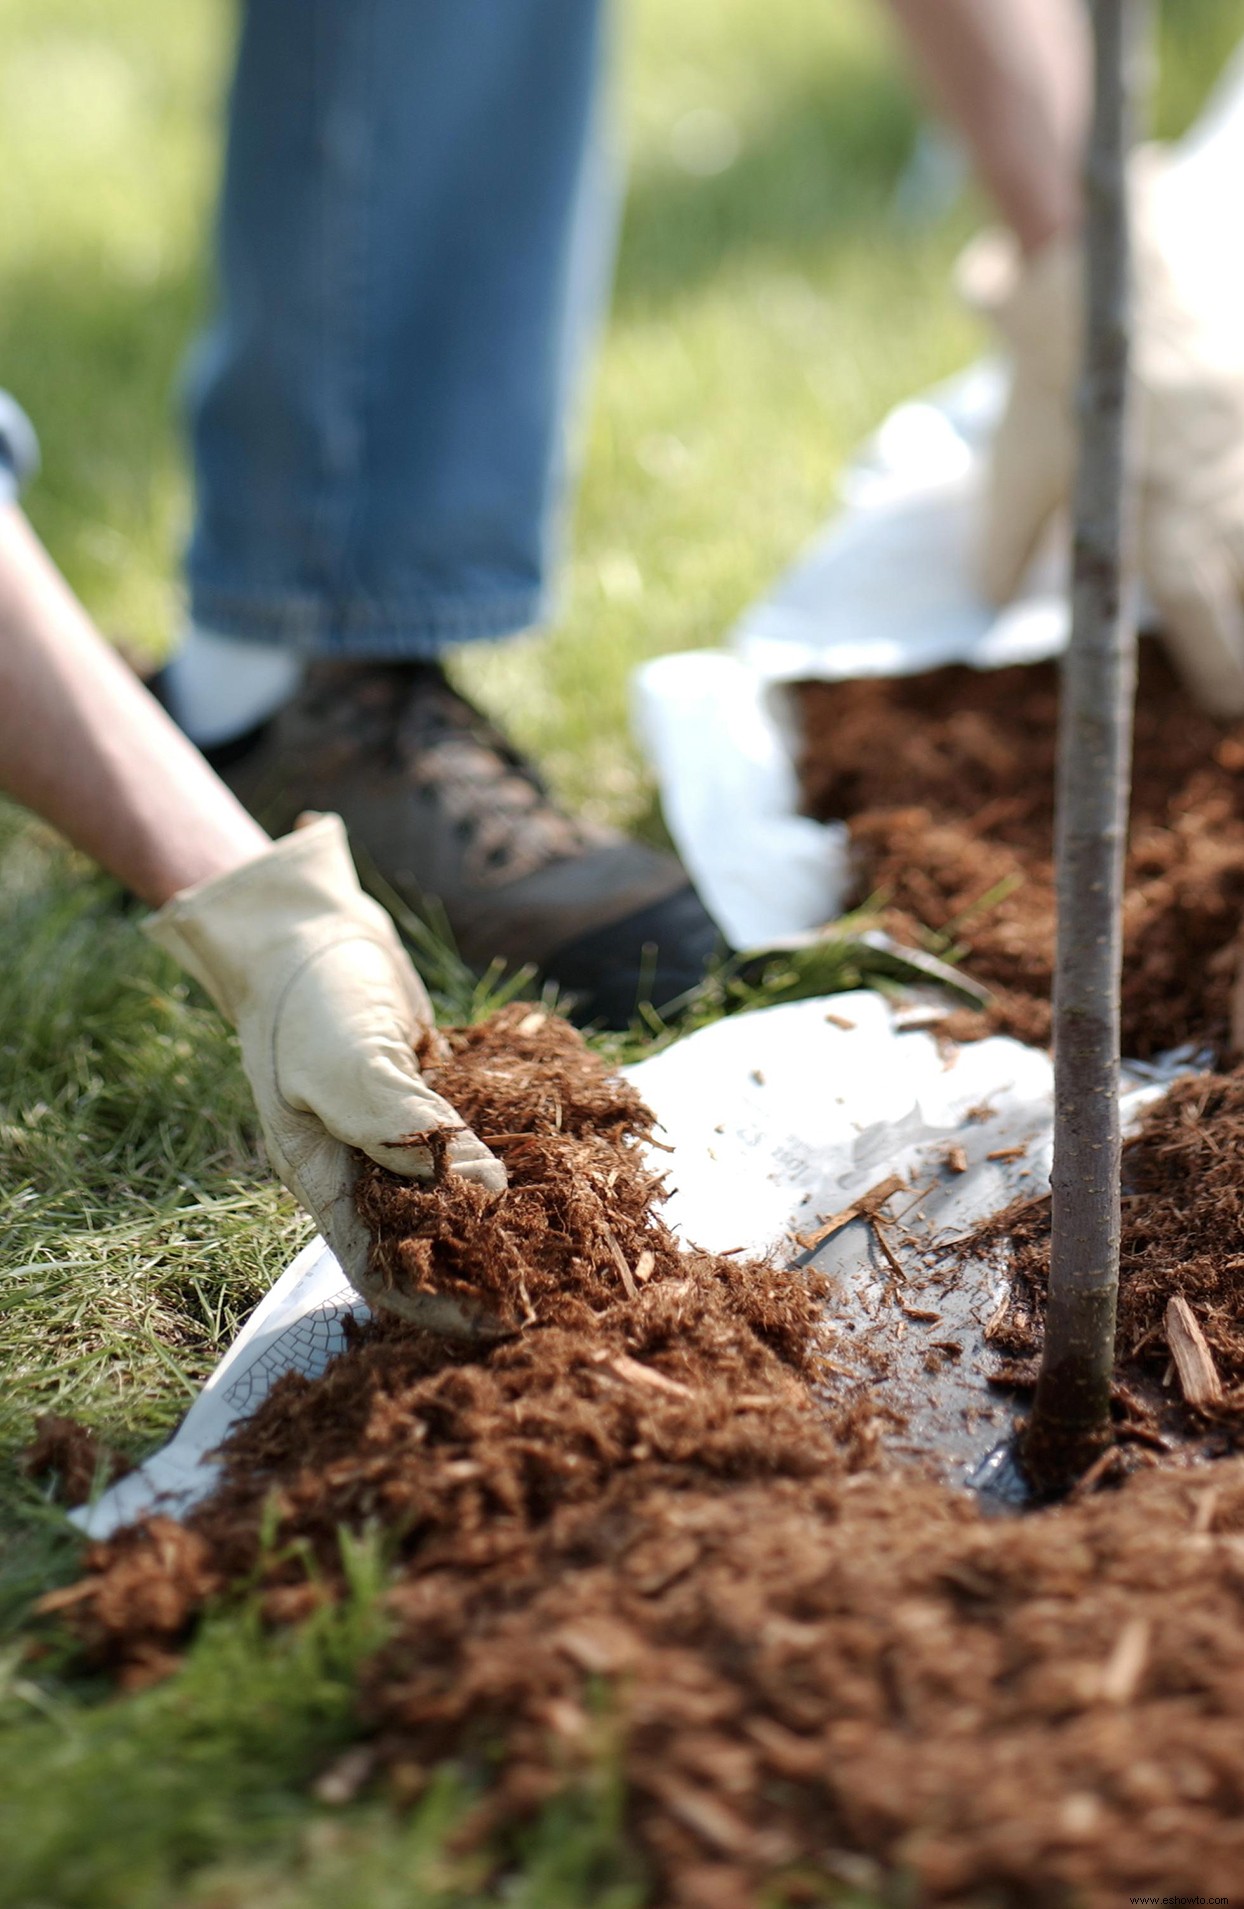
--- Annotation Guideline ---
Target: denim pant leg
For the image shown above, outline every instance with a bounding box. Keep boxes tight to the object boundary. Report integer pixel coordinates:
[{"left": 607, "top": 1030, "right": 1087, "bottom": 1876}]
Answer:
[
  {"left": 0, "top": 390, "right": 39, "bottom": 509},
  {"left": 186, "top": 0, "right": 613, "bottom": 659}
]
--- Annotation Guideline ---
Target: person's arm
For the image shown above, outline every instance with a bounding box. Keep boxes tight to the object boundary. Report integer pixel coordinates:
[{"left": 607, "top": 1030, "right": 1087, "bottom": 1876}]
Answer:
[
  {"left": 884, "top": 0, "right": 1090, "bottom": 254},
  {"left": 886, "top": 0, "right": 1244, "bottom": 717},
  {"left": 0, "top": 503, "right": 506, "bottom": 1322},
  {"left": 0, "top": 504, "right": 269, "bottom": 903}
]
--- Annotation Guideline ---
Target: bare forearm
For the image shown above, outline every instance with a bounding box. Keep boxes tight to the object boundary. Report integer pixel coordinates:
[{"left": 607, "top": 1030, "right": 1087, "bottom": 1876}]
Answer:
[
  {"left": 0, "top": 507, "right": 269, "bottom": 905},
  {"left": 885, "top": 0, "right": 1090, "bottom": 253}
]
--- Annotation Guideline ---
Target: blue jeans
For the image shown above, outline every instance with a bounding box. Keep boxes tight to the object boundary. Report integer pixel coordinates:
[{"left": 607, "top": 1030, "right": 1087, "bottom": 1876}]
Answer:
[
  {"left": 0, "top": 390, "right": 38, "bottom": 510},
  {"left": 187, "top": 0, "right": 613, "bottom": 659}
]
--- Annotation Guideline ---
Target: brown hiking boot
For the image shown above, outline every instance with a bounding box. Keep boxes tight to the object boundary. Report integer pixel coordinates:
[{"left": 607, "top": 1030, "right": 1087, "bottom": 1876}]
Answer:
[{"left": 199, "top": 662, "right": 724, "bottom": 1027}]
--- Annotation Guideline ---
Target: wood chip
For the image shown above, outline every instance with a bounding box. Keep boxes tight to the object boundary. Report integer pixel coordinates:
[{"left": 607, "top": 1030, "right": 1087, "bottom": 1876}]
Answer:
[
  {"left": 1114, "top": 1420, "right": 1170, "bottom": 1453},
  {"left": 795, "top": 1205, "right": 860, "bottom": 1252},
  {"left": 1099, "top": 1616, "right": 1150, "bottom": 1705},
  {"left": 857, "top": 1173, "right": 907, "bottom": 1215},
  {"left": 1164, "top": 1296, "right": 1223, "bottom": 1407},
  {"left": 869, "top": 1218, "right": 906, "bottom": 1280},
  {"left": 894, "top": 1182, "right": 936, "bottom": 1221},
  {"left": 944, "top": 1144, "right": 968, "bottom": 1174},
  {"left": 986, "top": 1144, "right": 1028, "bottom": 1162},
  {"left": 659, "top": 1775, "right": 752, "bottom": 1856},
  {"left": 795, "top": 1173, "right": 908, "bottom": 1254},
  {"left": 1192, "top": 1487, "right": 1219, "bottom": 1536},
  {"left": 555, "top": 1620, "right": 638, "bottom": 1674},
  {"left": 33, "top": 1579, "right": 97, "bottom": 1616},
  {"left": 633, "top": 1249, "right": 656, "bottom": 1284},
  {"left": 543, "top": 1698, "right": 589, "bottom": 1741},
  {"left": 609, "top": 1353, "right": 692, "bottom": 1399},
  {"left": 1067, "top": 1445, "right": 1126, "bottom": 1501},
  {"left": 312, "top": 1744, "right": 377, "bottom": 1806},
  {"left": 823, "top": 1012, "right": 856, "bottom": 1031},
  {"left": 600, "top": 1222, "right": 638, "bottom": 1300}
]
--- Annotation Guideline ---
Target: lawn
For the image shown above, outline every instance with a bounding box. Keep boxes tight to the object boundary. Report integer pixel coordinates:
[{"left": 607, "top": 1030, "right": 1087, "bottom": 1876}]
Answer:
[{"left": 2, "top": 1, "right": 1243, "bottom": 1901}]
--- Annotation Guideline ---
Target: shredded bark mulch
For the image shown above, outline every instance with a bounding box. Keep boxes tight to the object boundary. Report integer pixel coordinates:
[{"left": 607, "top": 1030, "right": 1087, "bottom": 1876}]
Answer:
[
  {"left": 35, "top": 1008, "right": 1244, "bottom": 1906},
  {"left": 794, "top": 644, "right": 1244, "bottom": 1056},
  {"left": 990, "top": 1072, "right": 1244, "bottom": 1436},
  {"left": 21, "top": 1414, "right": 133, "bottom": 1508}
]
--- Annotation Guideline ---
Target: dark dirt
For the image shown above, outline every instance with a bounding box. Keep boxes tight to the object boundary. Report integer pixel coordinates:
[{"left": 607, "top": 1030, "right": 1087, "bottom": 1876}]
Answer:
[
  {"left": 37, "top": 1008, "right": 1244, "bottom": 1907},
  {"left": 794, "top": 644, "right": 1244, "bottom": 1057},
  {"left": 21, "top": 1415, "right": 132, "bottom": 1508}
]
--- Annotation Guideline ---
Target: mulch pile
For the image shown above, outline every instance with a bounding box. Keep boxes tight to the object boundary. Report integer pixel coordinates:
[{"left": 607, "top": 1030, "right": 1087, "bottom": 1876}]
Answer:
[
  {"left": 794, "top": 644, "right": 1244, "bottom": 1056},
  {"left": 991, "top": 1072, "right": 1244, "bottom": 1436},
  {"left": 34, "top": 1008, "right": 1244, "bottom": 1906},
  {"left": 22, "top": 1414, "right": 132, "bottom": 1508}
]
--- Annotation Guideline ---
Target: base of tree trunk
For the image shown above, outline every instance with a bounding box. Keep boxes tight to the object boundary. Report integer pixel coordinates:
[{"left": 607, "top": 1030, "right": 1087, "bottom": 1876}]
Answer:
[{"left": 1022, "top": 1364, "right": 1116, "bottom": 1498}]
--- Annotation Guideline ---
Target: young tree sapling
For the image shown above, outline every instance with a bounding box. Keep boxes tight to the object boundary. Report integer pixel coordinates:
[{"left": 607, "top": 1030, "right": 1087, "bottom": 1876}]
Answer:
[{"left": 1022, "top": 0, "right": 1142, "bottom": 1495}]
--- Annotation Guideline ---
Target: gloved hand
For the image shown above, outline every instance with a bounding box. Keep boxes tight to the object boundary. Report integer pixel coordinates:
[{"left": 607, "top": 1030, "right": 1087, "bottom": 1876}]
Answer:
[
  {"left": 961, "top": 145, "right": 1244, "bottom": 718},
  {"left": 145, "top": 813, "right": 507, "bottom": 1335}
]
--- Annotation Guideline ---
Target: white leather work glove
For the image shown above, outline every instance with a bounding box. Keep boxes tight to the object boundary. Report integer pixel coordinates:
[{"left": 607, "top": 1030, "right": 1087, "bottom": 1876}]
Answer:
[
  {"left": 145, "top": 813, "right": 508, "bottom": 1336},
  {"left": 960, "top": 145, "right": 1244, "bottom": 718}
]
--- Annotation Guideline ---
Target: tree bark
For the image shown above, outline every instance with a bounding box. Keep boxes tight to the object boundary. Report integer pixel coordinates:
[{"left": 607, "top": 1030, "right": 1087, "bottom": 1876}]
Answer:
[{"left": 1022, "top": 0, "right": 1142, "bottom": 1496}]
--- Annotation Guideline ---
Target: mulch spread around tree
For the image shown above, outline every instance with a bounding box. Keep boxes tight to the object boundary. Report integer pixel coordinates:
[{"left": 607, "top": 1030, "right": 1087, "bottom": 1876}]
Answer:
[
  {"left": 793, "top": 643, "right": 1244, "bottom": 1056},
  {"left": 984, "top": 1073, "right": 1244, "bottom": 1432},
  {"left": 34, "top": 1007, "right": 1244, "bottom": 1906}
]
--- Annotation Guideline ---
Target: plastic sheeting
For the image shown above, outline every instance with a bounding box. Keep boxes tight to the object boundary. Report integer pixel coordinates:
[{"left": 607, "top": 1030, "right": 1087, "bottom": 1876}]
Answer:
[{"left": 75, "top": 994, "right": 1185, "bottom": 1539}]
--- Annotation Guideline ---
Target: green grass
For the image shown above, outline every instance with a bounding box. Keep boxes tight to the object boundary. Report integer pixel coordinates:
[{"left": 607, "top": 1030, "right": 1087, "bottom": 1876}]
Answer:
[
  {"left": 0, "top": 1536, "right": 646, "bottom": 1909},
  {"left": 2, "top": 0, "right": 1242, "bottom": 1900}
]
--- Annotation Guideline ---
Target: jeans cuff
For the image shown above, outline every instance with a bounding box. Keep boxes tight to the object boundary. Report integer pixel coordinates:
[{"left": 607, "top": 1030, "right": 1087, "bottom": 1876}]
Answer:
[{"left": 186, "top": 582, "right": 547, "bottom": 658}]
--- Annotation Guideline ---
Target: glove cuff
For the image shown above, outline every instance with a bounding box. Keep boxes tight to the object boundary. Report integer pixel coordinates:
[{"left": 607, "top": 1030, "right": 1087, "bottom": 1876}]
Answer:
[
  {"left": 955, "top": 144, "right": 1172, "bottom": 385},
  {"left": 956, "top": 226, "right": 1081, "bottom": 382},
  {"left": 144, "top": 814, "right": 389, "bottom": 1024}
]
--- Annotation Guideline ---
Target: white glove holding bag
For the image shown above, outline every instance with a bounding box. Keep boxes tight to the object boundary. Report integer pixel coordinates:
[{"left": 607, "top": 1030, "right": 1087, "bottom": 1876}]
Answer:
[
  {"left": 145, "top": 813, "right": 507, "bottom": 1336},
  {"left": 961, "top": 146, "right": 1244, "bottom": 718}
]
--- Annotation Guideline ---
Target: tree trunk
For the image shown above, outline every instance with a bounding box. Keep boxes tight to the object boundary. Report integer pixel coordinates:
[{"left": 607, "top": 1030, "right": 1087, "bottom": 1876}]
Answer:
[{"left": 1022, "top": 0, "right": 1141, "bottom": 1497}]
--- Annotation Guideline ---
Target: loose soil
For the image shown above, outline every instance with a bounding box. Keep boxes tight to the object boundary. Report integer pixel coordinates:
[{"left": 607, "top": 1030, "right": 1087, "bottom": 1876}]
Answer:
[
  {"left": 794, "top": 644, "right": 1244, "bottom": 1056},
  {"left": 37, "top": 1008, "right": 1244, "bottom": 1906},
  {"left": 22, "top": 1415, "right": 132, "bottom": 1508}
]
